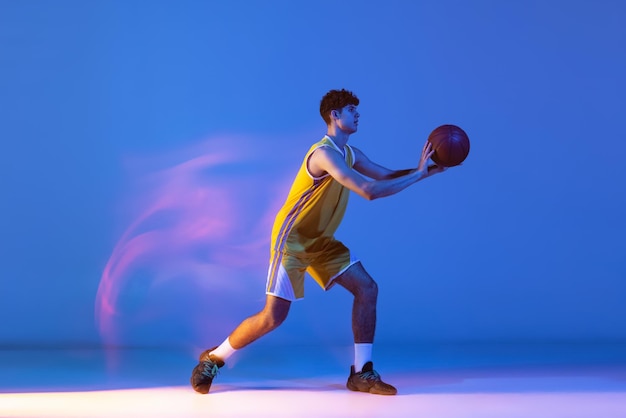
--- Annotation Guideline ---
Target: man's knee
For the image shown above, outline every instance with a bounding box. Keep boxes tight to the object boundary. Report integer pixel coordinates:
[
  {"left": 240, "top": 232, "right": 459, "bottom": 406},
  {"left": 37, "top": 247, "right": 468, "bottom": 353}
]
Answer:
[
  {"left": 361, "top": 278, "right": 378, "bottom": 300},
  {"left": 336, "top": 263, "right": 378, "bottom": 300},
  {"left": 268, "top": 309, "right": 288, "bottom": 329},
  {"left": 261, "top": 297, "right": 290, "bottom": 330},
  {"left": 349, "top": 276, "right": 378, "bottom": 300}
]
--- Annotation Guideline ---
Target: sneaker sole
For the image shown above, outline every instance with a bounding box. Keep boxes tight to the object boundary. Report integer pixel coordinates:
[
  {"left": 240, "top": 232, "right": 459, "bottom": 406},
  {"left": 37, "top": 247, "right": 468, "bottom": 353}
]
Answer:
[{"left": 347, "top": 380, "right": 397, "bottom": 395}]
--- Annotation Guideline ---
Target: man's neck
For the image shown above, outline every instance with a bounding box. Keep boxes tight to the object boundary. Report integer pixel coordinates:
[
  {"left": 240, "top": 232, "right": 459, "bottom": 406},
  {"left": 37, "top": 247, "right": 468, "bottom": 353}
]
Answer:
[{"left": 325, "top": 127, "right": 350, "bottom": 148}]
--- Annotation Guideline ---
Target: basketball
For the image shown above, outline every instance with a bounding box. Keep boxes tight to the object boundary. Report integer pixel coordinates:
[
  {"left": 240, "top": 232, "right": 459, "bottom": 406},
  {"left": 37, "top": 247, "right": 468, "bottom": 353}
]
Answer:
[{"left": 427, "top": 124, "right": 470, "bottom": 167}]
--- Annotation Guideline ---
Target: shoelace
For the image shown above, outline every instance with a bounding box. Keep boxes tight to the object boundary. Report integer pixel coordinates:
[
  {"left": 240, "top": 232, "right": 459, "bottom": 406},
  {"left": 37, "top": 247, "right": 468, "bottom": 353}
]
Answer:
[
  {"left": 201, "top": 361, "right": 220, "bottom": 379},
  {"left": 360, "top": 369, "right": 381, "bottom": 382}
]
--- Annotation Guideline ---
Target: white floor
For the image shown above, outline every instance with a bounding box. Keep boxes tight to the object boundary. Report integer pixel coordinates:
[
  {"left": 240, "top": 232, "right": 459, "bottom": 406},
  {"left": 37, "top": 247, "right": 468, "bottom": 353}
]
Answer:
[{"left": 1, "top": 343, "right": 625, "bottom": 418}]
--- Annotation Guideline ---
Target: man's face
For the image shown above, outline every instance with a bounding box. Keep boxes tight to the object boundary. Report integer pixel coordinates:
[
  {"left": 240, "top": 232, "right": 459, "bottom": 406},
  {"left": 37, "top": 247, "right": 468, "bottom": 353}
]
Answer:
[{"left": 335, "top": 104, "right": 359, "bottom": 134}]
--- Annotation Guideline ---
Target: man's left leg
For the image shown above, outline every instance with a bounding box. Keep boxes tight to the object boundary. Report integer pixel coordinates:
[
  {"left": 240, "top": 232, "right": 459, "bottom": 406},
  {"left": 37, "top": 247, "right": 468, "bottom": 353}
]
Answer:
[{"left": 334, "top": 262, "right": 397, "bottom": 395}]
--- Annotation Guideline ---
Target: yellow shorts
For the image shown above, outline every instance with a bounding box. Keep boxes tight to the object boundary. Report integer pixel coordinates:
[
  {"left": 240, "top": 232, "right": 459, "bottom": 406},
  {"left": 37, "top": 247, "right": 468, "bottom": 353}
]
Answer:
[{"left": 265, "top": 239, "right": 358, "bottom": 301}]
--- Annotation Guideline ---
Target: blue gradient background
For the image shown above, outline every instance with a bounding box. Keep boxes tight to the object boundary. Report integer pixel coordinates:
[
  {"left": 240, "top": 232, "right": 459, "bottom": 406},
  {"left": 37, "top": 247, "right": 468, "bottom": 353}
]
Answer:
[{"left": 1, "top": 0, "right": 625, "bottom": 349}]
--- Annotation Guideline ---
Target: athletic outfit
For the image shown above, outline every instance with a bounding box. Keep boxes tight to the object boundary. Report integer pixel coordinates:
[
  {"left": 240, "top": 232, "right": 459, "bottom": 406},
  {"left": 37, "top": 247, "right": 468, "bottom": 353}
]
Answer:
[
  {"left": 266, "top": 135, "right": 359, "bottom": 301},
  {"left": 190, "top": 135, "right": 397, "bottom": 396}
]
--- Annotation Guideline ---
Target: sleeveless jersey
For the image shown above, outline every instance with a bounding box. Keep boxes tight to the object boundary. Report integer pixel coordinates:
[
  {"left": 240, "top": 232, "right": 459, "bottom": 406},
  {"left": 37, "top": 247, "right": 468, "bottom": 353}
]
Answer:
[{"left": 271, "top": 136, "right": 355, "bottom": 255}]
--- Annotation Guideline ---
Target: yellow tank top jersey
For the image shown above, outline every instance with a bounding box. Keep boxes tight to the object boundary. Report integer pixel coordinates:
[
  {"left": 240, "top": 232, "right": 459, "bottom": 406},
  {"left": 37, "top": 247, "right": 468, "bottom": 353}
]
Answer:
[{"left": 271, "top": 136, "right": 354, "bottom": 255}]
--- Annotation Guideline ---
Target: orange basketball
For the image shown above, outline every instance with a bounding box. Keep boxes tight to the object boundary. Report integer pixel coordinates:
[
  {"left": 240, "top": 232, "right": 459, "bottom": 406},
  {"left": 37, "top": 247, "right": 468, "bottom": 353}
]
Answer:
[{"left": 427, "top": 124, "right": 470, "bottom": 167}]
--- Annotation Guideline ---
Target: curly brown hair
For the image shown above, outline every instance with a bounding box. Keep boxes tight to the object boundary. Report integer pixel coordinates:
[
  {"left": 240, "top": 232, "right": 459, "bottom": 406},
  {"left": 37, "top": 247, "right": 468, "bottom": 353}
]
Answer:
[{"left": 319, "top": 89, "right": 360, "bottom": 125}]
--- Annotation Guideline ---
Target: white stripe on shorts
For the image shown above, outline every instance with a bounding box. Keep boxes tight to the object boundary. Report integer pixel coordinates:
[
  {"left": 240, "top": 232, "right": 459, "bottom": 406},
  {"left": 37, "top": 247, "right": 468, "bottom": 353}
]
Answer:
[{"left": 266, "top": 263, "right": 297, "bottom": 301}]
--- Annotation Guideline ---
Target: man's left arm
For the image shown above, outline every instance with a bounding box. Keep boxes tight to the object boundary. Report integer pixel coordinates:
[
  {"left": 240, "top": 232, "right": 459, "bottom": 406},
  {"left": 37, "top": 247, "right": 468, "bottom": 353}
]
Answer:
[{"left": 352, "top": 147, "right": 443, "bottom": 180}]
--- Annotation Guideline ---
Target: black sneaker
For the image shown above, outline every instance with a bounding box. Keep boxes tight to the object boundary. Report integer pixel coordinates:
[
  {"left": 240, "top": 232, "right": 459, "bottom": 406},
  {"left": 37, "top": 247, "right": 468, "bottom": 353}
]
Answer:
[
  {"left": 190, "top": 347, "right": 224, "bottom": 394},
  {"left": 346, "top": 361, "right": 397, "bottom": 395}
]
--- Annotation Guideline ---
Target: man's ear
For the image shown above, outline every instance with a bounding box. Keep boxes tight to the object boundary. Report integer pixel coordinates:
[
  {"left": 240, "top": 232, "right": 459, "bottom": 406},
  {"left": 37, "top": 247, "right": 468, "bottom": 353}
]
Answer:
[{"left": 332, "top": 110, "right": 340, "bottom": 119}]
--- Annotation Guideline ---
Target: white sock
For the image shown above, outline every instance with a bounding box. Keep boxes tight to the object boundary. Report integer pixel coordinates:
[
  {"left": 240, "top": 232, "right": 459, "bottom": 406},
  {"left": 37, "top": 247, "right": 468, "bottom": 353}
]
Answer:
[
  {"left": 210, "top": 337, "right": 237, "bottom": 362},
  {"left": 354, "top": 343, "right": 373, "bottom": 373}
]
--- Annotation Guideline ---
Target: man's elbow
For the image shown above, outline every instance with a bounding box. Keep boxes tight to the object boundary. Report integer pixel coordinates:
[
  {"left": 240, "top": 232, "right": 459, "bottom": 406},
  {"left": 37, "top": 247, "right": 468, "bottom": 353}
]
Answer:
[{"left": 360, "top": 185, "right": 382, "bottom": 201}]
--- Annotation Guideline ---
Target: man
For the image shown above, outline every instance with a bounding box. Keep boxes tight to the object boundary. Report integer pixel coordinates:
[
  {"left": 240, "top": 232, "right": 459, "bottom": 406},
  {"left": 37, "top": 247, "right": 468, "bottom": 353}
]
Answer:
[{"left": 190, "top": 89, "right": 447, "bottom": 396}]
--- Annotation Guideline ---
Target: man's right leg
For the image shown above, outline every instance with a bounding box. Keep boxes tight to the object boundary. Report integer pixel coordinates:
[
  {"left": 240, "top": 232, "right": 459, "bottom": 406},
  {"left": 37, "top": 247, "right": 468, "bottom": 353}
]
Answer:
[{"left": 190, "top": 295, "right": 291, "bottom": 394}]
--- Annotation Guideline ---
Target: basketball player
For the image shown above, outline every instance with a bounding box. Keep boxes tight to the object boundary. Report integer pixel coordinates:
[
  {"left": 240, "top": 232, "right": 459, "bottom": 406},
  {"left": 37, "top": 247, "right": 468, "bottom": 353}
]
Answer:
[{"left": 191, "top": 89, "right": 447, "bottom": 395}]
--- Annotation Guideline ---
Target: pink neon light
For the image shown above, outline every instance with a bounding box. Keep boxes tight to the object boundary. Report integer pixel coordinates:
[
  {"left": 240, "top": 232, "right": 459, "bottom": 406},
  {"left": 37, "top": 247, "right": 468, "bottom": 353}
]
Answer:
[{"left": 95, "top": 135, "right": 294, "bottom": 348}]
